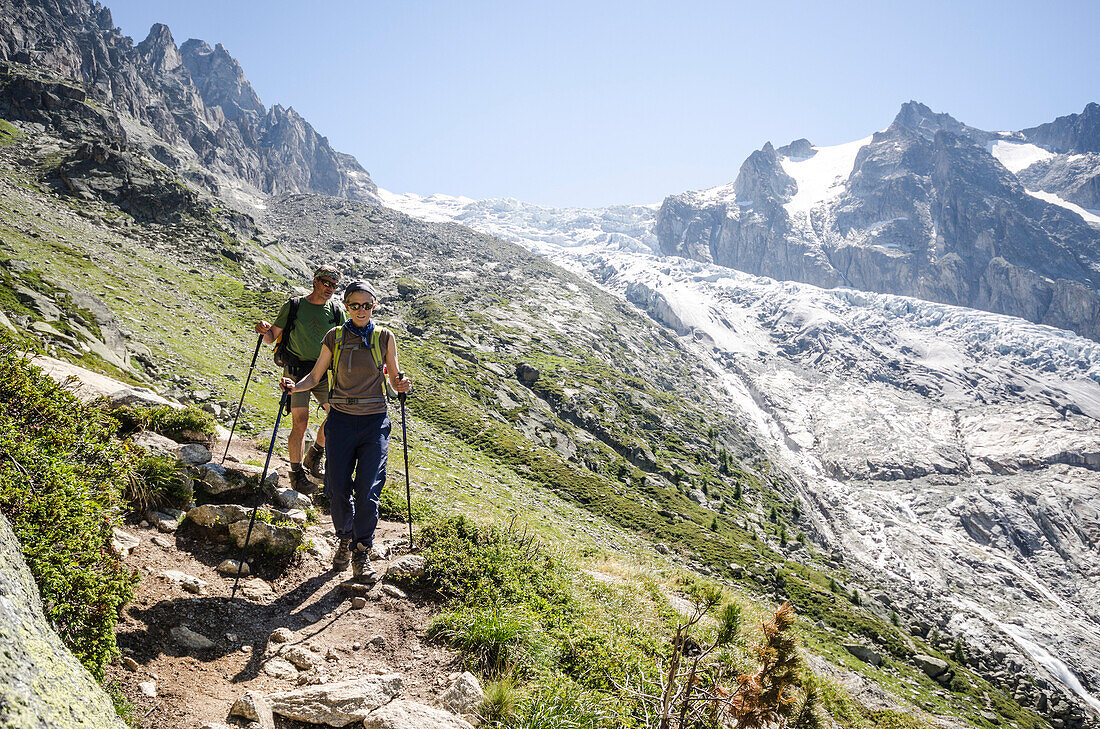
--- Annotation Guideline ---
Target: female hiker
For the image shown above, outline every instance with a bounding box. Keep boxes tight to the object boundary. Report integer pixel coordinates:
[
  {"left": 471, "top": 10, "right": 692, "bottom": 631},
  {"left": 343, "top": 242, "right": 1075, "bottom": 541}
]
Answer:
[{"left": 281, "top": 280, "right": 411, "bottom": 583}]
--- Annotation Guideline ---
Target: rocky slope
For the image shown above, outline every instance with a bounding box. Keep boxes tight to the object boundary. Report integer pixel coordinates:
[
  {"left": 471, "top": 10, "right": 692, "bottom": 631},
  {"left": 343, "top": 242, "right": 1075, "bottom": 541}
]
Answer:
[{"left": 0, "top": 0, "right": 377, "bottom": 209}]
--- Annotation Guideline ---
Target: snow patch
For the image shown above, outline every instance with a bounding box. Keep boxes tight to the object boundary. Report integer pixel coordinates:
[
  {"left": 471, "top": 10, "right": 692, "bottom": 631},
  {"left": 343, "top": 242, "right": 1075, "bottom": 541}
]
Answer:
[
  {"left": 1025, "top": 189, "right": 1100, "bottom": 227},
  {"left": 988, "top": 141, "right": 1056, "bottom": 174},
  {"left": 780, "top": 136, "right": 873, "bottom": 215}
]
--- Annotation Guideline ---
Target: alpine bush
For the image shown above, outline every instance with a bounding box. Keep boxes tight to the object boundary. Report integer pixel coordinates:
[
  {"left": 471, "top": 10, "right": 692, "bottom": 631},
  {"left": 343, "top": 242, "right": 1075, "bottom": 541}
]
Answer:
[{"left": 0, "top": 342, "right": 138, "bottom": 679}]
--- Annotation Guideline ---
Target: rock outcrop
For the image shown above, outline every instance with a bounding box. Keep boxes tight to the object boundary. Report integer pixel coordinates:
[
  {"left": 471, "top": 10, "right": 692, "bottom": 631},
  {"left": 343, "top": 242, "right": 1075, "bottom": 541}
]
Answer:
[
  {"left": 0, "top": 0, "right": 378, "bottom": 204},
  {"left": 0, "top": 512, "right": 127, "bottom": 728}
]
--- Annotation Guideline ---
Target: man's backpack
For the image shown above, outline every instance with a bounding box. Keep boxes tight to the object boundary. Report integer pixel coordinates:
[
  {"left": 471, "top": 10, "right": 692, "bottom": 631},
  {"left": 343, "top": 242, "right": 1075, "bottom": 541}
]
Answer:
[
  {"left": 273, "top": 298, "right": 345, "bottom": 377},
  {"left": 272, "top": 297, "right": 302, "bottom": 369}
]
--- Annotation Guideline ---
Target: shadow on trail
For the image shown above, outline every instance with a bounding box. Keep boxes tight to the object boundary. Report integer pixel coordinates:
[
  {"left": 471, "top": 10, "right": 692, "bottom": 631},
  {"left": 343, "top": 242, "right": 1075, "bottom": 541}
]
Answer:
[{"left": 118, "top": 571, "right": 353, "bottom": 683}]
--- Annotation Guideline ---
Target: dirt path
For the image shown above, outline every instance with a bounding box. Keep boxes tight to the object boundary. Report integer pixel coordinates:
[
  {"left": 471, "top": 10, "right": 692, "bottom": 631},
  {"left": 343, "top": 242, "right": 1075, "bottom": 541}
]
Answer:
[{"left": 105, "top": 437, "right": 460, "bottom": 729}]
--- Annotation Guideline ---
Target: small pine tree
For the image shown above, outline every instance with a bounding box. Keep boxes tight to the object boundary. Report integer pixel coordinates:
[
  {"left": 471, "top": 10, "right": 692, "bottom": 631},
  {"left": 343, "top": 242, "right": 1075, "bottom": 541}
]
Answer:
[
  {"left": 733, "top": 481, "right": 743, "bottom": 501},
  {"left": 710, "top": 516, "right": 719, "bottom": 532},
  {"left": 952, "top": 639, "right": 965, "bottom": 664},
  {"left": 779, "top": 524, "right": 788, "bottom": 546},
  {"left": 797, "top": 531, "right": 807, "bottom": 545},
  {"left": 791, "top": 498, "right": 802, "bottom": 520},
  {"left": 890, "top": 611, "right": 900, "bottom": 627},
  {"left": 829, "top": 577, "right": 840, "bottom": 593},
  {"left": 769, "top": 505, "right": 779, "bottom": 523},
  {"left": 850, "top": 589, "right": 862, "bottom": 606},
  {"left": 792, "top": 681, "right": 823, "bottom": 729}
]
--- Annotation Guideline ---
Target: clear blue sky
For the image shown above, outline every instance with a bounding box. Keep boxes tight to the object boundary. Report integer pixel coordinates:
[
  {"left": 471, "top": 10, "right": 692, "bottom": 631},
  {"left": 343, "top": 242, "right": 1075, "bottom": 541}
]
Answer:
[{"left": 104, "top": 0, "right": 1100, "bottom": 208}]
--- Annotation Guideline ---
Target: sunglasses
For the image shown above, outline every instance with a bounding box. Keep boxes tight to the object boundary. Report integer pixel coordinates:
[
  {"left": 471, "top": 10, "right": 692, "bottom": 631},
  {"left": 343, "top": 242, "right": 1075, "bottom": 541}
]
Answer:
[
  {"left": 316, "top": 278, "right": 338, "bottom": 289},
  {"left": 346, "top": 301, "right": 375, "bottom": 311}
]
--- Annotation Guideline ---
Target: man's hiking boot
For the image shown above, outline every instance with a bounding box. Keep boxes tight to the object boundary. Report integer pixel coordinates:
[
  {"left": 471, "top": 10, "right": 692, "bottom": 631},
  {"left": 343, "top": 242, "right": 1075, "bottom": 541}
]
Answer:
[
  {"left": 352, "top": 545, "right": 377, "bottom": 584},
  {"left": 333, "top": 539, "right": 352, "bottom": 571},
  {"left": 290, "top": 467, "right": 316, "bottom": 495},
  {"left": 303, "top": 444, "right": 325, "bottom": 481}
]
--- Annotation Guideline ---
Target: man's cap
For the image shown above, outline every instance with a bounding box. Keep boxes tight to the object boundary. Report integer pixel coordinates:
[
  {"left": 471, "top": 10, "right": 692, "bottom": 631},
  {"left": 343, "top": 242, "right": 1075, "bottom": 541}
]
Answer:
[
  {"left": 314, "top": 264, "right": 341, "bottom": 282},
  {"left": 343, "top": 280, "right": 378, "bottom": 301}
]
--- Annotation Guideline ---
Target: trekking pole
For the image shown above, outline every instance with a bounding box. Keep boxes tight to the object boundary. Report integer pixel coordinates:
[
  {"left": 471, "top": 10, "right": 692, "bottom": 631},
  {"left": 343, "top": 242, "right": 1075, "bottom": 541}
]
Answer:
[
  {"left": 398, "top": 372, "right": 413, "bottom": 548},
  {"left": 231, "top": 388, "right": 290, "bottom": 600},
  {"left": 222, "top": 334, "right": 264, "bottom": 464}
]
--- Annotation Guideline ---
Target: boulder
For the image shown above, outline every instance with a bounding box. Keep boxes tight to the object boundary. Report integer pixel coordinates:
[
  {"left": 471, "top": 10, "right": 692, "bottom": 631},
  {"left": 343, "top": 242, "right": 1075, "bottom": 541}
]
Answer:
[
  {"left": 217, "top": 559, "right": 249, "bottom": 576},
  {"left": 515, "top": 362, "right": 540, "bottom": 385},
  {"left": 110, "top": 527, "right": 141, "bottom": 558},
  {"left": 282, "top": 645, "right": 322, "bottom": 670},
  {"left": 185, "top": 503, "right": 250, "bottom": 535},
  {"left": 913, "top": 653, "right": 950, "bottom": 679},
  {"left": 108, "top": 387, "right": 178, "bottom": 410},
  {"left": 263, "top": 657, "right": 299, "bottom": 679},
  {"left": 0, "top": 513, "right": 129, "bottom": 728},
  {"left": 267, "top": 674, "right": 404, "bottom": 726},
  {"left": 270, "top": 628, "right": 294, "bottom": 644},
  {"left": 195, "top": 462, "right": 278, "bottom": 498},
  {"left": 171, "top": 625, "right": 214, "bottom": 651},
  {"left": 385, "top": 554, "right": 427, "bottom": 581},
  {"left": 162, "top": 570, "right": 208, "bottom": 594},
  {"left": 131, "top": 430, "right": 181, "bottom": 459},
  {"left": 271, "top": 487, "right": 313, "bottom": 510},
  {"left": 440, "top": 671, "right": 486, "bottom": 716},
  {"left": 178, "top": 443, "right": 212, "bottom": 466},
  {"left": 228, "top": 520, "right": 304, "bottom": 557},
  {"left": 241, "top": 578, "right": 274, "bottom": 602},
  {"left": 843, "top": 643, "right": 882, "bottom": 667},
  {"left": 147, "top": 507, "right": 185, "bottom": 532},
  {"left": 229, "top": 690, "right": 275, "bottom": 729},
  {"left": 363, "top": 700, "right": 476, "bottom": 729}
]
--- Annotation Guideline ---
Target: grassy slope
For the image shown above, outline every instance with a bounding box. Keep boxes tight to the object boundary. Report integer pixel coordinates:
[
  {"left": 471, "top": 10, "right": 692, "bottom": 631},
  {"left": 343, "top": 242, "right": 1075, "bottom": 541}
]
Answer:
[{"left": 0, "top": 128, "right": 1047, "bottom": 729}]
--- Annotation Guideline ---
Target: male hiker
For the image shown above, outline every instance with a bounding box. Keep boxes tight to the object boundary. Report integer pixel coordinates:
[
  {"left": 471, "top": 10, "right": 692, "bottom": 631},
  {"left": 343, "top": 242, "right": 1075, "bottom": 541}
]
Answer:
[{"left": 255, "top": 265, "right": 346, "bottom": 492}]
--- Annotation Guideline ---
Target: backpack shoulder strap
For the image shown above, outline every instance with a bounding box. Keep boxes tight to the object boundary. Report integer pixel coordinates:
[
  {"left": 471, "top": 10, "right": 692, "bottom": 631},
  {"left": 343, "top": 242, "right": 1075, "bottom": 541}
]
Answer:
[
  {"left": 328, "top": 327, "right": 344, "bottom": 398},
  {"left": 369, "top": 327, "right": 386, "bottom": 371}
]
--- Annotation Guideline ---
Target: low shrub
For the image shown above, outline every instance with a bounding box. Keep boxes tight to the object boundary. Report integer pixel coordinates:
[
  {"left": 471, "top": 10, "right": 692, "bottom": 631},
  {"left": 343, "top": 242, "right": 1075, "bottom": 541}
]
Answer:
[
  {"left": 428, "top": 605, "right": 543, "bottom": 676},
  {"left": 126, "top": 454, "right": 192, "bottom": 512},
  {"left": 0, "top": 340, "right": 138, "bottom": 680},
  {"left": 105, "top": 402, "right": 216, "bottom": 443}
]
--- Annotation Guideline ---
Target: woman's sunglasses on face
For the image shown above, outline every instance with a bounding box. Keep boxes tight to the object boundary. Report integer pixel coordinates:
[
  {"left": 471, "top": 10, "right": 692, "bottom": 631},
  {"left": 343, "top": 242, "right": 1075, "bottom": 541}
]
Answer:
[{"left": 346, "top": 301, "right": 375, "bottom": 311}]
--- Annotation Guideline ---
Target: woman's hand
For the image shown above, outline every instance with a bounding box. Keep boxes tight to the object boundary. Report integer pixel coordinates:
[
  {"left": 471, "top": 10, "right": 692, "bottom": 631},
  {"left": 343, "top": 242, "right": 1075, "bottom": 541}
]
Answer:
[{"left": 280, "top": 377, "right": 296, "bottom": 393}]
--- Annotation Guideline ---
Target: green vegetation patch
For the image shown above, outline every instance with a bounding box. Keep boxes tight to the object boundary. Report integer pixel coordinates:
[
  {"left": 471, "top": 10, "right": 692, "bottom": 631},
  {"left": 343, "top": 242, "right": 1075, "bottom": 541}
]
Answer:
[{"left": 0, "top": 335, "right": 138, "bottom": 680}]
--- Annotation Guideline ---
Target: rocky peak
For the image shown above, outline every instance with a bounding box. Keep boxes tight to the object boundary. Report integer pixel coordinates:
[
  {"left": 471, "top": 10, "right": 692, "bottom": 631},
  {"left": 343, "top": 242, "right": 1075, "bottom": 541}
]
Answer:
[
  {"left": 777, "top": 138, "right": 814, "bottom": 159},
  {"left": 1022, "top": 102, "right": 1100, "bottom": 155},
  {"left": 136, "top": 23, "right": 182, "bottom": 74},
  {"left": 179, "top": 38, "right": 265, "bottom": 122},
  {"left": 733, "top": 141, "right": 796, "bottom": 205},
  {"left": 891, "top": 100, "right": 969, "bottom": 139}
]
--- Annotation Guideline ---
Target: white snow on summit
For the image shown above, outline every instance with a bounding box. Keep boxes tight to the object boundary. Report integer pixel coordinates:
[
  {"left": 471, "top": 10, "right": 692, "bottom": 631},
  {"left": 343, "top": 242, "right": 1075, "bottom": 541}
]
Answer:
[{"left": 780, "top": 136, "right": 873, "bottom": 215}]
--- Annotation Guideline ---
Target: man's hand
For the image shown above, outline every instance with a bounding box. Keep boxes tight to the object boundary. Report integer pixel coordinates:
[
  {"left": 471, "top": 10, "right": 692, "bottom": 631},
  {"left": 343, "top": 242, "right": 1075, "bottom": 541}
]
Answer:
[
  {"left": 395, "top": 375, "right": 412, "bottom": 394},
  {"left": 255, "top": 320, "right": 272, "bottom": 335},
  {"left": 280, "top": 377, "right": 296, "bottom": 393}
]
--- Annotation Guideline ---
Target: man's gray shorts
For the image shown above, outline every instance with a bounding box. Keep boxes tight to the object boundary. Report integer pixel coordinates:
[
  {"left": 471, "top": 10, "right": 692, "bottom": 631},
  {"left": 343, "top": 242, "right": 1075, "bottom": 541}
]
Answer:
[{"left": 285, "top": 369, "right": 329, "bottom": 410}]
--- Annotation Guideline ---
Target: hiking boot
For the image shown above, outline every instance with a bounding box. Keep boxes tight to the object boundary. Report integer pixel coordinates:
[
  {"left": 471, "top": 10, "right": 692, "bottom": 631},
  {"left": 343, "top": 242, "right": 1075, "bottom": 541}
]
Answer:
[
  {"left": 290, "top": 467, "right": 316, "bottom": 495},
  {"left": 303, "top": 444, "right": 325, "bottom": 481},
  {"left": 332, "top": 538, "right": 352, "bottom": 571},
  {"left": 351, "top": 545, "right": 377, "bottom": 584}
]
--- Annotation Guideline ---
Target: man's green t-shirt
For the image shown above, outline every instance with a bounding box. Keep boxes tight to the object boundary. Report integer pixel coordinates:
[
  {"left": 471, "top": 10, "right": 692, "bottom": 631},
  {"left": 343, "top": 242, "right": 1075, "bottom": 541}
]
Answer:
[{"left": 273, "top": 298, "right": 346, "bottom": 362}]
